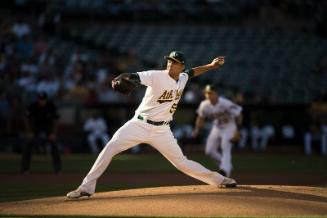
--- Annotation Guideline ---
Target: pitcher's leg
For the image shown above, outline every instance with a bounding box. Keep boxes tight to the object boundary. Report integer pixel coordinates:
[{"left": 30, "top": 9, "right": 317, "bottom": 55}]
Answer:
[
  {"left": 79, "top": 120, "right": 146, "bottom": 193},
  {"left": 152, "top": 129, "right": 224, "bottom": 186}
]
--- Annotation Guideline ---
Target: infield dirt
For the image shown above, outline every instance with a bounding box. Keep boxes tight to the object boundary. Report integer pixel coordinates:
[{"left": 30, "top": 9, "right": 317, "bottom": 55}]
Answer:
[{"left": 0, "top": 185, "right": 326, "bottom": 217}]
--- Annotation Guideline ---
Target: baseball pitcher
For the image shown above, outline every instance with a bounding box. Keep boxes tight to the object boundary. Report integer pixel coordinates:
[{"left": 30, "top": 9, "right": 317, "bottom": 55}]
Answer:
[
  {"left": 193, "top": 85, "right": 243, "bottom": 177},
  {"left": 67, "top": 51, "right": 237, "bottom": 199}
]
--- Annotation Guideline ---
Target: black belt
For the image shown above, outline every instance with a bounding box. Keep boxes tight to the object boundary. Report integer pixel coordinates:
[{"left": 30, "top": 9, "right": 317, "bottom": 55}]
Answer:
[{"left": 137, "top": 115, "right": 171, "bottom": 126}]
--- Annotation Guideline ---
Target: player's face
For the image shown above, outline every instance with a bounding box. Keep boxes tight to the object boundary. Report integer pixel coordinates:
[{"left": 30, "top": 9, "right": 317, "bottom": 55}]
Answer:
[
  {"left": 166, "top": 59, "right": 185, "bottom": 72},
  {"left": 204, "top": 91, "right": 218, "bottom": 105}
]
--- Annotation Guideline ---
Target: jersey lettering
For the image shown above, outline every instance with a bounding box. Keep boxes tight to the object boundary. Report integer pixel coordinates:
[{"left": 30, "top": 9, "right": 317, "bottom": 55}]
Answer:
[
  {"left": 170, "top": 103, "right": 178, "bottom": 113},
  {"left": 175, "top": 90, "right": 183, "bottom": 100},
  {"left": 157, "top": 90, "right": 174, "bottom": 104},
  {"left": 214, "top": 111, "right": 230, "bottom": 125}
]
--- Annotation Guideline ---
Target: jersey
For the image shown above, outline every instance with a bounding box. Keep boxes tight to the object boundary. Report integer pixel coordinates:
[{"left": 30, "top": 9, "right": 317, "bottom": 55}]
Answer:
[
  {"left": 197, "top": 97, "right": 242, "bottom": 129},
  {"left": 135, "top": 69, "right": 192, "bottom": 122}
]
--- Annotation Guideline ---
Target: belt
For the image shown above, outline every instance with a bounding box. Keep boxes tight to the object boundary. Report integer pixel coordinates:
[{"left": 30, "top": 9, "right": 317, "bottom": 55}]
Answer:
[{"left": 137, "top": 115, "right": 171, "bottom": 126}]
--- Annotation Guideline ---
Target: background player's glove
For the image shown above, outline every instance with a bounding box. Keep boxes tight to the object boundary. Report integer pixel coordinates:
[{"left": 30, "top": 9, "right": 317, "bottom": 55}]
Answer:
[
  {"left": 112, "top": 77, "right": 137, "bottom": 95},
  {"left": 230, "top": 130, "right": 241, "bottom": 144}
]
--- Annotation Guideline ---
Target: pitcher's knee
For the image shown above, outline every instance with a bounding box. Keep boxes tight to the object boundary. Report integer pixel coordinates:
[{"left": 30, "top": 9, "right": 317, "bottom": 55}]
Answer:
[
  {"left": 173, "top": 156, "right": 190, "bottom": 169},
  {"left": 101, "top": 140, "right": 124, "bottom": 155}
]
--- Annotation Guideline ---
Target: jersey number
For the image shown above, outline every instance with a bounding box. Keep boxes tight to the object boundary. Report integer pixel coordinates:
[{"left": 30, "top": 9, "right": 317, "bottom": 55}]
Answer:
[{"left": 170, "top": 103, "right": 178, "bottom": 113}]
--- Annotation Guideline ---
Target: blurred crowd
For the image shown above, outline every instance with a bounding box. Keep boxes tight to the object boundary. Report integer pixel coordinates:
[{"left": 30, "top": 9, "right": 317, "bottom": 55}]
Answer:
[
  {"left": 0, "top": 14, "right": 274, "bottom": 123},
  {"left": 0, "top": 0, "right": 326, "bottom": 156},
  {"left": 0, "top": 16, "right": 145, "bottom": 106}
]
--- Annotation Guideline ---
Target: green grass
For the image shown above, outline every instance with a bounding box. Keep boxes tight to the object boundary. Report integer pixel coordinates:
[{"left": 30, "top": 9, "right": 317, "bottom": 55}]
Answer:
[
  {"left": 232, "top": 154, "right": 327, "bottom": 174},
  {"left": 0, "top": 152, "right": 326, "bottom": 204},
  {"left": 1, "top": 153, "right": 326, "bottom": 174},
  {"left": 0, "top": 183, "right": 155, "bottom": 203}
]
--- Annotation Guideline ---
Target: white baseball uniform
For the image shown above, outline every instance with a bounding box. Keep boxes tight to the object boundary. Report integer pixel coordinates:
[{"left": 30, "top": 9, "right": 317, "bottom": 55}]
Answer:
[
  {"left": 83, "top": 117, "right": 110, "bottom": 154},
  {"left": 197, "top": 97, "right": 242, "bottom": 177},
  {"left": 78, "top": 69, "right": 225, "bottom": 194},
  {"left": 304, "top": 125, "right": 327, "bottom": 155}
]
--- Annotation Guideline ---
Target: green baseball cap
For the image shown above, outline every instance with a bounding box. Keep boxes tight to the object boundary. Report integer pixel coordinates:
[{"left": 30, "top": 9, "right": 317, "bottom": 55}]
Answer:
[
  {"left": 164, "top": 51, "right": 186, "bottom": 64},
  {"left": 203, "top": 84, "right": 217, "bottom": 93}
]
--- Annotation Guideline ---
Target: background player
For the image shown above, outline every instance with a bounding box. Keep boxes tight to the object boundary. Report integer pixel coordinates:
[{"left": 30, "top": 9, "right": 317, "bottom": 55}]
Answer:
[
  {"left": 67, "top": 51, "right": 236, "bottom": 199},
  {"left": 83, "top": 113, "right": 110, "bottom": 154},
  {"left": 192, "top": 85, "right": 242, "bottom": 177}
]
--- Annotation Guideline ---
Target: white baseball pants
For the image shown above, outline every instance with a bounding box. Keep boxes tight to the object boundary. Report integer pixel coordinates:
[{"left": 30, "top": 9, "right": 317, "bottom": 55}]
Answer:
[
  {"left": 205, "top": 124, "right": 236, "bottom": 177},
  {"left": 79, "top": 118, "right": 224, "bottom": 194},
  {"left": 304, "top": 125, "right": 327, "bottom": 155}
]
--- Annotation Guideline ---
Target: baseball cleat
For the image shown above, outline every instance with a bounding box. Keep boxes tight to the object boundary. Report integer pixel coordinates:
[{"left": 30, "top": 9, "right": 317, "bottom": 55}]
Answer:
[
  {"left": 218, "top": 169, "right": 227, "bottom": 177},
  {"left": 66, "top": 188, "right": 91, "bottom": 199},
  {"left": 220, "top": 177, "right": 237, "bottom": 188}
]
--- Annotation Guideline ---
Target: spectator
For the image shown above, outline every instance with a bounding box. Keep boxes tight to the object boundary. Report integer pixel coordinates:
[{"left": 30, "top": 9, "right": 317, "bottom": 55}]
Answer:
[
  {"left": 16, "top": 35, "right": 33, "bottom": 59},
  {"left": 66, "top": 81, "right": 90, "bottom": 104},
  {"left": 36, "top": 73, "right": 60, "bottom": 98},
  {"left": 38, "top": 9, "right": 61, "bottom": 35},
  {"left": 11, "top": 17, "right": 30, "bottom": 39}
]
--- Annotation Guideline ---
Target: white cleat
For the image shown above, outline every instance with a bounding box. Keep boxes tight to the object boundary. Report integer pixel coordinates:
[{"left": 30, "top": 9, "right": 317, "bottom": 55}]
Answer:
[
  {"left": 66, "top": 188, "right": 91, "bottom": 199},
  {"left": 220, "top": 177, "right": 237, "bottom": 188}
]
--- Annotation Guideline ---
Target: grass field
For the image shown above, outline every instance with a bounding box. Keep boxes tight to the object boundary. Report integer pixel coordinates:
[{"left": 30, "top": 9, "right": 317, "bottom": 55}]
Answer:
[
  {"left": 1, "top": 152, "right": 327, "bottom": 201},
  {"left": 1, "top": 152, "right": 327, "bottom": 174}
]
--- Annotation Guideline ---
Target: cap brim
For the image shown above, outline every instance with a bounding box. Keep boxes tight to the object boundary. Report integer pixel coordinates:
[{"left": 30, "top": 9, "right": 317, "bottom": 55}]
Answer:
[
  {"left": 203, "top": 88, "right": 216, "bottom": 93},
  {"left": 164, "top": 56, "right": 184, "bottom": 64}
]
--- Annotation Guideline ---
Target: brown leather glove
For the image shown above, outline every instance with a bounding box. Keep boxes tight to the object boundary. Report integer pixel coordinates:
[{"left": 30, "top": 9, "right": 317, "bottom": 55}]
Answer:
[
  {"left": 112, "top": 77, "right": 137, "bottom": 95},
  {"left": 230, "top": 130, "right": 241, "bottom": 144}
]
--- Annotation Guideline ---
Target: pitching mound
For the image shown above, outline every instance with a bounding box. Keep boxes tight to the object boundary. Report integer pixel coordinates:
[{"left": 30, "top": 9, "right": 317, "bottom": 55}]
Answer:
[{"left": 1, "top": 185, "right": 326, "bottom": 217}]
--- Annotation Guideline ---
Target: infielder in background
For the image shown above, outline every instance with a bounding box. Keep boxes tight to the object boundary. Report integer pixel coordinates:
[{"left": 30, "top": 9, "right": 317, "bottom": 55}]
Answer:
[
  {"left": 83, "top": 113, "right": 110, "bottom": 154},
  {"left": 192, "top": 85, "right": 242, "bottom": 177},
  {"left": 67, "top": 51, "right": 237, "bottom": 199}
]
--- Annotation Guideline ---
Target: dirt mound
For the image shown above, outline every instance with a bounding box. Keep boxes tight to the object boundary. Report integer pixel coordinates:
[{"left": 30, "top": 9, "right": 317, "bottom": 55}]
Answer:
[{"left": 1, "top": 185, "right": 326, "bottom": 217}]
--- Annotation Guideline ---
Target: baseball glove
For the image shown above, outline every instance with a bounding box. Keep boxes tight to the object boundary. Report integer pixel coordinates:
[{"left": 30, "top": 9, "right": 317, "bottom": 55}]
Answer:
[
  {"left": 112, "top": 78, "right": 137, "bottom": 95},
  {"left": 230, "top": 130, "right": 241, "bottom": 144}
]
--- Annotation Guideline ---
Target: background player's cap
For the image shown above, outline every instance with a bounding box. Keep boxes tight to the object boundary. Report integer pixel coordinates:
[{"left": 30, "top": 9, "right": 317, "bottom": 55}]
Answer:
[
  {"left": 38, "top": 91, "right": 48, "bottom": 99},
  {"left": 164, "top": 51, "right": 186, "bottom": 64},
  {"left": 203, "top": 84, "right": 217, "bottom": 93}
]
